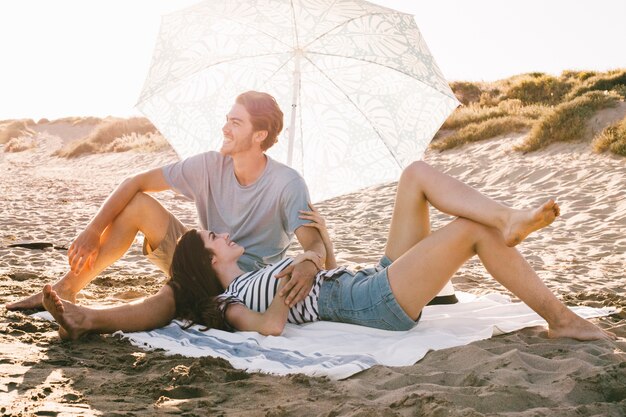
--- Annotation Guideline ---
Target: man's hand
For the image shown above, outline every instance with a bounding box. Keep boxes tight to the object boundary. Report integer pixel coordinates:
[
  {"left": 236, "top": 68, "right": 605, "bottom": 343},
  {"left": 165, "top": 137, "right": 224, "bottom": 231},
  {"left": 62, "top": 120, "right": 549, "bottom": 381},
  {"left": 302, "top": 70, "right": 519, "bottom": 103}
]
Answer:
[
  {"left": 67, "top": 227, "right": 101, "bottom": 274},
  {"left": 276, "top": 260, "right": 318, "bottom": 307}
]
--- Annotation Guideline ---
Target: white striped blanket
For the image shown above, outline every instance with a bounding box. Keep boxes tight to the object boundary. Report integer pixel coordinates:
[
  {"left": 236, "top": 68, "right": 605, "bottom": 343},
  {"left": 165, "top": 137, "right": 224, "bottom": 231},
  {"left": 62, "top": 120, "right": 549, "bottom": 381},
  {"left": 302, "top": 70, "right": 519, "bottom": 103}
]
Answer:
[{"left": 34, "top": 292, "right": 616, "bottom": 380}]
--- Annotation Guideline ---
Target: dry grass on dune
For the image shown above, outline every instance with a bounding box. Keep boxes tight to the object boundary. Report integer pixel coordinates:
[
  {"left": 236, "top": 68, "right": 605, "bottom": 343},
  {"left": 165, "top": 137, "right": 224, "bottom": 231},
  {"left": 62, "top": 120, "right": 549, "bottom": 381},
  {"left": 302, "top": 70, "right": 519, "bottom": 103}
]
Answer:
[
  {"left": 4, "top": 136, "right": 38, "bottom": 152},
  {"left": 107, "top": 131, "right": 171, "bottom": 153},
  {"left": 0, "top": 119, "right": 35, "bottom": 145},
  {"left": 432, "top": 115, "right": 531, "bottom": 151},
  {"left": 564, "top": 69, "right": 626, "bottom": 100},
  {"left": 55, "top": 117, "right": 163, "bottom": 157},
  {"left": 504, "top": 73, "right": 573, "bottom": 105},
  {"left": 441, "top": 99, "right": 547, "bottom": 130},
  {"left": 593, "top": 115, "right": 626, "bottom": 156},
  {"left": 448, "top": 81, "right": 483, "bottom": 105},
  {"left": 436, "top": 69, "right": 626, "bottom": 155},
  {"left": 441, "top": 105, "right": 508, "bottom": 130},
  {"left": 516, "top": 91, "right": 621, "bottom": 153}
]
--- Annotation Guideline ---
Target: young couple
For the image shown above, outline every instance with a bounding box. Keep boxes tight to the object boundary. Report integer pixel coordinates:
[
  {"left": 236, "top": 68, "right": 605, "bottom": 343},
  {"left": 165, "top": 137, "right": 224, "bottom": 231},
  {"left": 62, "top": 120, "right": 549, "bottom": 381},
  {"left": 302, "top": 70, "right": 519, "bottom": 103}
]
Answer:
[{"left": 8, "top": 91, "right": 614, "bottom": 342}]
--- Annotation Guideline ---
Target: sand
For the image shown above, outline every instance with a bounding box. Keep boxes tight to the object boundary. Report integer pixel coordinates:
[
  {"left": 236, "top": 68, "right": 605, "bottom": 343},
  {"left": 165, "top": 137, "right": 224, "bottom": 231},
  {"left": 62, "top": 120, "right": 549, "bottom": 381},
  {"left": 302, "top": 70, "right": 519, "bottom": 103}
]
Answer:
[{"left": 1, "top": 121, "right": 625, "bottom": 416}]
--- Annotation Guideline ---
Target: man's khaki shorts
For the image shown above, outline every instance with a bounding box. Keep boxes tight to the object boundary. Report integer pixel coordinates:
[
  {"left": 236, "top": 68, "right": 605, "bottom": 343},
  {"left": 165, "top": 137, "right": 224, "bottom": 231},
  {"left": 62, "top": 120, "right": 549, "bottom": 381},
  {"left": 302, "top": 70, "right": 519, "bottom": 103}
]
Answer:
[{"left": 143, "top": 212, "right": 188, "bottom": 276}]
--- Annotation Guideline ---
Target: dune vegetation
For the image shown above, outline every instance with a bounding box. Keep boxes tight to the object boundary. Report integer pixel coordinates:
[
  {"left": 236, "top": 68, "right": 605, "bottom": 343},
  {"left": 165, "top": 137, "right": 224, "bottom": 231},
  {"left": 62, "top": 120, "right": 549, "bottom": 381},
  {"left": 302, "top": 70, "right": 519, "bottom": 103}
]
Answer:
[
  {"left": 3, "top": 70, "right": 625, "bottom": 157},
  {"left": 0, "top": 116, "right": 171, "bottom": 156},
  {"left": 0, "top": 119, "right": 35, "bottom": 145},
  {"left": 435, "top": 69, "right": 626, "bottom": 155},
  {"left": 592, "top": 115, "right": 626, "bottom": 156},
  {"left": 55, "top": 117, "right": 168, "bottom": 157},
  {"left": 516, "top": 91, "right": 621, "bottom": 152}
]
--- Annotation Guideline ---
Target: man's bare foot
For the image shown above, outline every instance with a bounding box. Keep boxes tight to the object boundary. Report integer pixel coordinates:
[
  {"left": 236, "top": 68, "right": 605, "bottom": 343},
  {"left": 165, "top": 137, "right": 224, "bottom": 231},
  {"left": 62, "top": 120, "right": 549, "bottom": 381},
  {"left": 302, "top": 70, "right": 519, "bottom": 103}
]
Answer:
[
  {"left": 7, "top": 286, "right": 76, "bottom": 311},
  {"left": 42, "top": 284, "right": 89, "bottom": 340},
  {"left": 547, "top": 315, "right": 617, "bottom": 341},
  {"left": 503, "top": 199, "right": 560, "bottom": 247}
]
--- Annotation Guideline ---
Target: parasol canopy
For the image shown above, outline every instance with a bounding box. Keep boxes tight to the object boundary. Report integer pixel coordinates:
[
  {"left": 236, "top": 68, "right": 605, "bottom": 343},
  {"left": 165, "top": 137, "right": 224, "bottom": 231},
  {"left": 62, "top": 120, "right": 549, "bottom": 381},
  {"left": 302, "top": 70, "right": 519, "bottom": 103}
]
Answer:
[{"left": 137, "top": 0, "right": 460, "bottom": 201}]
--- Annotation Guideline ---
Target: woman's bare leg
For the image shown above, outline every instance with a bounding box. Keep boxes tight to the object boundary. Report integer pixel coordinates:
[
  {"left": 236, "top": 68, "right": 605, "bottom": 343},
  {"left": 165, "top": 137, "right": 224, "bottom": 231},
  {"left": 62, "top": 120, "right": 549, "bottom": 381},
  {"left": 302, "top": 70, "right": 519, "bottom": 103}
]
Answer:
[
  {"left": 385, "top": 161, "right": 559, "bottom": 261},
  {"left": 387, "top": 218, "right": 614, "bottom": 341},
  {"left": 42, "top": 284, "right": 176, "bottom": 340},
  {"left": 7, "top": 193, "right": 171, "bottom": 310}
]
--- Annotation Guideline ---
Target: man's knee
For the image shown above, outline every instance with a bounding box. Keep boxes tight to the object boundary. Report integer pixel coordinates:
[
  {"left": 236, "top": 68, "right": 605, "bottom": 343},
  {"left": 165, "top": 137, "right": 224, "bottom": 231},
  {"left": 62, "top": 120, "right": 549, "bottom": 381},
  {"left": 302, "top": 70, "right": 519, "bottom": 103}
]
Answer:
[{"left": 123, "top": 192, "right": 163, "bottom": 220}]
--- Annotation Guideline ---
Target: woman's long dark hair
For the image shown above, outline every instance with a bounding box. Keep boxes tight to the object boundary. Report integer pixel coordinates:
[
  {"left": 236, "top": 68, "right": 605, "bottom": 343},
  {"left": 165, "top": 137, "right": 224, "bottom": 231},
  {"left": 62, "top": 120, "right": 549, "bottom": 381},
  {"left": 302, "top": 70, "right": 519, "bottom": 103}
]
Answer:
[{"left": 167, "top": 229, "right": 227, "bottom": 330}]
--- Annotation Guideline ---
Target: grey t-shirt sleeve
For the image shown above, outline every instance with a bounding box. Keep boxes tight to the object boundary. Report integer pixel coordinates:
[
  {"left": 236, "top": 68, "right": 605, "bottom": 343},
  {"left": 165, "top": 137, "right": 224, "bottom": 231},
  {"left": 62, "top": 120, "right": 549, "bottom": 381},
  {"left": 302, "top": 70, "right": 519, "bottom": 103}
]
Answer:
[
  {"left": 161, "top": 152, "right": 213, "bottom": 200},
  {"left": 280, "top": 176, "right": 311, "bottom": 233}
]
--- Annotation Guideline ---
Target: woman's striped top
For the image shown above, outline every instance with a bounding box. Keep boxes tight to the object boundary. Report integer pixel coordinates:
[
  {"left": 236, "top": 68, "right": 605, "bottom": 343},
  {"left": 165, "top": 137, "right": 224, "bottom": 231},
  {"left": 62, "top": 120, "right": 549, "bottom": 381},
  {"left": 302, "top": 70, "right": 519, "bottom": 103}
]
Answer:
[{"left": 217, "top": 258, "right": 326, "bottom": 325}]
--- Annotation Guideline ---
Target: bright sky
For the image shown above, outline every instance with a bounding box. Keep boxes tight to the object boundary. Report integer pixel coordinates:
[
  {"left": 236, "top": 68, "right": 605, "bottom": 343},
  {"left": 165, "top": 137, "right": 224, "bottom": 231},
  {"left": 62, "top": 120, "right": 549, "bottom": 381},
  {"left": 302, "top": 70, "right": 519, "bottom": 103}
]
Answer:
[{"left": 1, "top": 0, "right": 624, "bottom": 120}]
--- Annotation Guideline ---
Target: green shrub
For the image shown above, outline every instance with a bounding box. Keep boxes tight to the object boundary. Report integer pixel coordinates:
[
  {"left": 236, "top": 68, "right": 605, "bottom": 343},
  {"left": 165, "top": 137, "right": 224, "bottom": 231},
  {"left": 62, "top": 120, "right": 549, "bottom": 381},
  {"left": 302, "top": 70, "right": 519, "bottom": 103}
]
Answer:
[
  {"left": 516, "top": 91, "right": 621, "bottom": 152},
  {"left": 592, "top": 116, "right": 626, "bottom": 156},
  {"left": 478, "top": 89, "right": 503, "bottom": 107},
  {"left": 450, "top": 81, "right": 482, "bottom": 105},
  {"left": 505, "top": 74, "right": 572, "bottom": 105},
  {"left": 498, "top": 99, "right": 549, "bottom": 120},
  {"left": 565, "top": 69, "right": 626, "bottom": 100},
  {"left": 613, "top": 84, "right": 626, "bottom": 99}
]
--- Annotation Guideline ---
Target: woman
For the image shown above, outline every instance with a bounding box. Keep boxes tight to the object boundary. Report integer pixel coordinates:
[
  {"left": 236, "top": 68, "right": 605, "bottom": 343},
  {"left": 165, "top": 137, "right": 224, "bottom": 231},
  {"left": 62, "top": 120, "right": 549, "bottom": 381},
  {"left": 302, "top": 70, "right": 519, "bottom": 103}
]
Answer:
[{"left": 42, "top": 162, "right": 614, "bottom": 340}]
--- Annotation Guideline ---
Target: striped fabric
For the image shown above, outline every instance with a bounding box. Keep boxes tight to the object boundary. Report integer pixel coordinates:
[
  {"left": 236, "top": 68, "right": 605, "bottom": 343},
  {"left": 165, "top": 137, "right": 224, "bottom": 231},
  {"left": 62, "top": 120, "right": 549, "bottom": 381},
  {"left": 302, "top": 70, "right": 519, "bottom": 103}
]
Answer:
[{"left": 219, "top": 258, "right": 334, "bottom": 325}]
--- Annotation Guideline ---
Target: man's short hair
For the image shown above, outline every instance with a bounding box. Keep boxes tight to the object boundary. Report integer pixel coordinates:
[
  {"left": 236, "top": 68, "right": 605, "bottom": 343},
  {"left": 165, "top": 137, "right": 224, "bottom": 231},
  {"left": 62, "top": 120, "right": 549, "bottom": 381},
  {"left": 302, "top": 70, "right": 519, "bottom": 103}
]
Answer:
[{"left": 236, "top": 91, "right": 284, "bottom": 151}]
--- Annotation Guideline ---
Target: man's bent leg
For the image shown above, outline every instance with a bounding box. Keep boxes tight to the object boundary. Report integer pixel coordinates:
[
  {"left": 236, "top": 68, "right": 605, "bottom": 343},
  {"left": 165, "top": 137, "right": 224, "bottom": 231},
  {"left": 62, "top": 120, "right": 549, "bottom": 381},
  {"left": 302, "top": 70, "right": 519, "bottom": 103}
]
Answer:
[
  {"left": 143, "top": 210, "right": 188, "bottom": 276},
  {"left": 7, "top": 193, "right": 173, "bottom": 310}
]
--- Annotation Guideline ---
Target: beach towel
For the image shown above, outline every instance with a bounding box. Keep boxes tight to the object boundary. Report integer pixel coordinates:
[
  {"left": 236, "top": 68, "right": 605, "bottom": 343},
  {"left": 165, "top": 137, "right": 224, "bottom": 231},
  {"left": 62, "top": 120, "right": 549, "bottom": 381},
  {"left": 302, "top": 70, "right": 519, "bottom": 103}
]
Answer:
[{"left": 34, "top": 292, "right": 615, "bottom": 380}]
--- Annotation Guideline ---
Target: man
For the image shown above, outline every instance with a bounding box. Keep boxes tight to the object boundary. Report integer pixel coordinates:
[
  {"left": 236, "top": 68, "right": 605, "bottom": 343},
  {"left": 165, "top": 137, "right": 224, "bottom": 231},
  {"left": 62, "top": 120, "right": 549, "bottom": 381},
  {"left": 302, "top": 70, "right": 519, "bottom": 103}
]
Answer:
[{"left": 7, "top": 91, "right": 325, "bottom": 330}]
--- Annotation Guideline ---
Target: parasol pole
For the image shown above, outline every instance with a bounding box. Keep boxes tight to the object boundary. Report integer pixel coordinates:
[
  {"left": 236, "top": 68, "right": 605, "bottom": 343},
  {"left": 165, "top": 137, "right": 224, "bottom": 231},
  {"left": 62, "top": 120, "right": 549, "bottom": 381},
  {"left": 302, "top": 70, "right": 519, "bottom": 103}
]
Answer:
[{"left": 287, "top": 49, "right": 302, "bottom": 167}]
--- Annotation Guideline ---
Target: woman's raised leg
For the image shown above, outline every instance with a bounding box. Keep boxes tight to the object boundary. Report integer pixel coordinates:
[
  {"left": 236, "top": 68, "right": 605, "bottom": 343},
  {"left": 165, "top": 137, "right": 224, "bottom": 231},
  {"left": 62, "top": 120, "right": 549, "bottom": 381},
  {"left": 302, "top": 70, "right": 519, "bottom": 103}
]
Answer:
[
  {"left": 386, "top": 218, "right": 614, "bottom": 341},
  {"left": 385, "top": 161, "right": 559, "bottom": 262},
  {"left": 7, "top": 193, "right": 172, "bottom": 310}
]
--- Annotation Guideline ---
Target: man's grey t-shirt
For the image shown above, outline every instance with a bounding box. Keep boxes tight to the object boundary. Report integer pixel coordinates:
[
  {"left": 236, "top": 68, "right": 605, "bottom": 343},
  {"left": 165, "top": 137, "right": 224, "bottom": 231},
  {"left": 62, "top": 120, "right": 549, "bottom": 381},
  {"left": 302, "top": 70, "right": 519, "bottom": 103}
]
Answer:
[{"left": 162, "top": 151, "right": 310, "bottom": 272}]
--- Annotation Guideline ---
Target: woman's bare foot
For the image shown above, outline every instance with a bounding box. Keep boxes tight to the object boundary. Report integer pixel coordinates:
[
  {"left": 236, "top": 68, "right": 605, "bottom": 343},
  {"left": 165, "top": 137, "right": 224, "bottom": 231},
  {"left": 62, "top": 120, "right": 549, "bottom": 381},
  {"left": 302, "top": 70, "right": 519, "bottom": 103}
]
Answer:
[
  {"left": 42, "top": 284, "right": 89, "bottom": 340},
  {"left": 7, "top": 286, "right": 76, "bottom": 311},
  {"left": 503, "top": 199, "right": 560, "bottom": 247},
  {"left": 547, "top": 314, "right": 616, "bottom": 341}
]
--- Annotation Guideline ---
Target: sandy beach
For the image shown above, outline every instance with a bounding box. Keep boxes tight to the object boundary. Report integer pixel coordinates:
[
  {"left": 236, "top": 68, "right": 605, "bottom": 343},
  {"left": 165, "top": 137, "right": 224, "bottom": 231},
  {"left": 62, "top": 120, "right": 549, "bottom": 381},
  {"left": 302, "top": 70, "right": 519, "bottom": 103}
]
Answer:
[{"left": 1, "top": 120, "right": 625, "bottom": 416}]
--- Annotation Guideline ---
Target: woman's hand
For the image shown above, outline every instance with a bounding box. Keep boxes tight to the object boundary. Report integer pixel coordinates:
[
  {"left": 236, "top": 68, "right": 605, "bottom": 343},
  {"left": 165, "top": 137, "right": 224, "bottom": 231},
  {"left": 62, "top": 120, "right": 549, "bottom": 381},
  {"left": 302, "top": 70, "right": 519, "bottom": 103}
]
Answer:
[
  {"left": 298, "top": 202, "right": 337, "bottom": 270},
  {"left": 292, "top": 250, "right": 323, "bottom": 270},
  {"left": 299, "top": 203, "right": 329, "bottom": 238}
]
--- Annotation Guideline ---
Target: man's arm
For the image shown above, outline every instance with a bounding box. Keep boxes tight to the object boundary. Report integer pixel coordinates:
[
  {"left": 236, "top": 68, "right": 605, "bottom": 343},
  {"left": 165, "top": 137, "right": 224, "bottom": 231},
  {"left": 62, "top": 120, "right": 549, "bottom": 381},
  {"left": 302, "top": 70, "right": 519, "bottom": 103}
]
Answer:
[
  {"left": 276, "top": 225, "right": 326, "bottom": 307},
  {"left": 68, "top": 167, "right": 171, "bottom": 273}
]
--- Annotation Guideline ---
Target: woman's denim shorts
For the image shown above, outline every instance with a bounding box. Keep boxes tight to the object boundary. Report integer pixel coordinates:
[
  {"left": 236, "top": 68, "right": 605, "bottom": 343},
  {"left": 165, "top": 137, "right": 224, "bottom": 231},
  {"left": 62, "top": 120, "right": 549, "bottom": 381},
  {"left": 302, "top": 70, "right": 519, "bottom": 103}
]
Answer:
[{"left": 317, "top": 256, "right": 419, "bottom": 331}]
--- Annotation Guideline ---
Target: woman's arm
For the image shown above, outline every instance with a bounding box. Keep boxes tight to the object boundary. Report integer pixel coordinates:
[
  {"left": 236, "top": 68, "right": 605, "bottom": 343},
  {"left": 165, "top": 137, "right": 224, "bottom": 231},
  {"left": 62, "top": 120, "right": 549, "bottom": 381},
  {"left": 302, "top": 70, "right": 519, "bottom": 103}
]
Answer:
[
  {"left": 299, "top": 203, "right": 337, "bottom": 269},
  {"left": 224, "top": 287, "right": 290, "bottom": 336}
]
